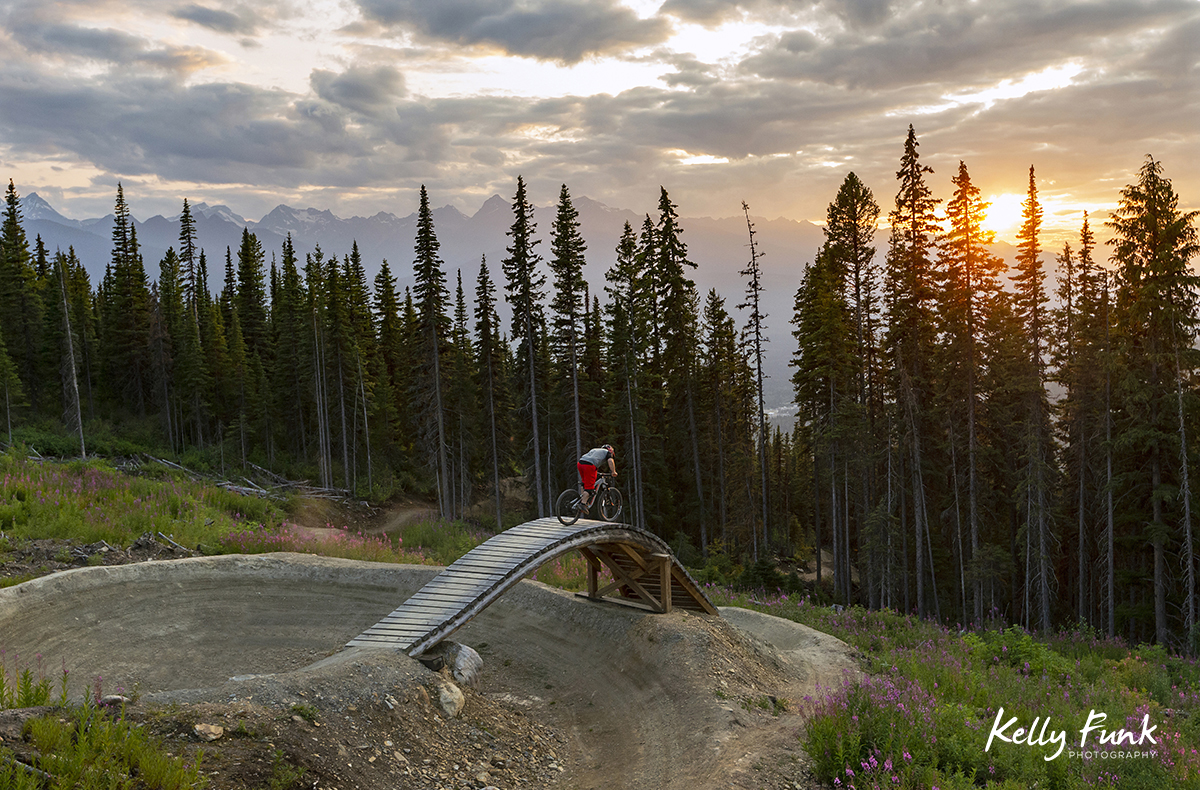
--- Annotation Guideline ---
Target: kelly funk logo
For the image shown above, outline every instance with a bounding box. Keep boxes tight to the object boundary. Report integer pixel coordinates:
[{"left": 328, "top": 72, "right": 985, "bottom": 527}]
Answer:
[{"left": 985, "top": 708, "right": 1158, "bottom": 761}]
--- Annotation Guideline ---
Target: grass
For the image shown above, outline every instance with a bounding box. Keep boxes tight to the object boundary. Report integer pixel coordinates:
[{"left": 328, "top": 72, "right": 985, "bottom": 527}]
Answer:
[
  {"left": 1, "top": 654, "right": 206, "bottom": 789},
  {"left": 710, "top": 586, "right": 1200, "bottom": 790},
  {"left": 4, "top": 700, "right": 208, "bottom": 789},
  {"left": 0, "top": 449, "right": 282, "bottom": 550}
]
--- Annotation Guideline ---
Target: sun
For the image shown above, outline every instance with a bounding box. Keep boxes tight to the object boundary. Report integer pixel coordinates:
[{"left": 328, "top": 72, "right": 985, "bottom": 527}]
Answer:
[{"left": 981, "top": 193, "right": 1025, "bottom": 241}]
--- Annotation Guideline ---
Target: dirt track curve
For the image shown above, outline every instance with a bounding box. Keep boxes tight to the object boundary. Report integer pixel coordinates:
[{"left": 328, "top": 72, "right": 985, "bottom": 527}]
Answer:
[{"left": 0, "top": 553, "right": 859, "bottom": 789}]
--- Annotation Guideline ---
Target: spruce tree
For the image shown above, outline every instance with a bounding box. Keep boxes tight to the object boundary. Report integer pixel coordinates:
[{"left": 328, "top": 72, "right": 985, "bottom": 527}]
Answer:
[
  {"left": 1108, "top": 156, "right": 1200, "bottom": 645},
  {"left": 823, "top": 173, "right": 882, "bottom": 606},
  {"left": 0, "top": 180, "right": 45, "bottom": 413},
  {"left": 502, "top": 176, "right": 548, "bottom": 516},
  {"left": 606, "top": 221, "right": 651, "bottom": 529},
  {"left": 104, "top": 184, "right": 151, "bottom": 414},
  {"left": 475, "top": 256, "right": 513, "bottom": 531},
  {"left": 548, "top": 185, "right": 588, "bottom": 462},
  {"left": 1012, "top": 165, "right": 1054, "bottom": 631},
  {"left": 179, "top": 198, "right": 199, "bottom": 323},
  {"left": 656, "top": 187, "right": 705, "bottom": 547},
  {"left": 883, "top": 126, "right": 941, "bottom": 617},
  {"left": 412, "top": 185, "right": 452, "bottom": 515}
]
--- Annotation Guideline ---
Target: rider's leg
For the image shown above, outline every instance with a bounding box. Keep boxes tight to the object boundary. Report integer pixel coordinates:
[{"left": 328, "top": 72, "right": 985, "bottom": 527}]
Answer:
[{"left": 577, "top": 461, "right": 597, "bottom": 508}]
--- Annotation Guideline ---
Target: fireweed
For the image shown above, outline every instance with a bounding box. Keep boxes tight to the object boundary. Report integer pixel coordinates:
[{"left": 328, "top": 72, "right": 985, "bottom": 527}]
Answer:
[{"left": 708, "top": 588, "right": 1200, "bottom": 789}]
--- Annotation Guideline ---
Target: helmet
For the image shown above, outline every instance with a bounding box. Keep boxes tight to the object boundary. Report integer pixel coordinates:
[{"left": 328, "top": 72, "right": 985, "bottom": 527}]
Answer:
[{"left": 602, "top": 444, "right": 614, "bottom": 456}]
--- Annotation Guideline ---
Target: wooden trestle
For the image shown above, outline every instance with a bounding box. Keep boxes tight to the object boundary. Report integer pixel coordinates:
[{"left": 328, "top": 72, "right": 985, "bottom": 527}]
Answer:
[{"left": 347, "top": 517, "right": 717, "bottom": 657}]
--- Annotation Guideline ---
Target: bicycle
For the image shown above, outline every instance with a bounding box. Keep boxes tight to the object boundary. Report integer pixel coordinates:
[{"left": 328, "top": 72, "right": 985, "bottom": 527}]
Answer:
[{"left": 555, "top": 472, "right": 623, "bottom": 525}]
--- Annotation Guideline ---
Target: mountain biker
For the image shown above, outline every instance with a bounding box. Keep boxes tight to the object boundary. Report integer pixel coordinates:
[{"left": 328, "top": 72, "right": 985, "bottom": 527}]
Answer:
[{"left": 577, "top": 444, "right": 617, "bottom": 511}]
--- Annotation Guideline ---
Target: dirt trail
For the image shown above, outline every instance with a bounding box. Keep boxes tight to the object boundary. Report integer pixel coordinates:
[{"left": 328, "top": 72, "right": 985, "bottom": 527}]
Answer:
[
  {"left": 288, "top": 498, "right": 437, "bottom": 542},
  {"left": 0, "top": 553, "right": 859, "bottom": 789}
]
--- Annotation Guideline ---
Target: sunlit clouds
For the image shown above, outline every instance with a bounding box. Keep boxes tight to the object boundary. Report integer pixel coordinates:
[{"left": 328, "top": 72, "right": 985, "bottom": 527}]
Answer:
[{"left": 0, "top": 0, "right": 1195, "bottom": 241}]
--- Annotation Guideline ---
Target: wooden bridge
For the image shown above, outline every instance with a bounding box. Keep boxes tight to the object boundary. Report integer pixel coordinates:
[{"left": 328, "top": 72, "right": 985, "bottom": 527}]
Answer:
[{"left": 347, "top": 517, "right": 718, "bottom": 656}]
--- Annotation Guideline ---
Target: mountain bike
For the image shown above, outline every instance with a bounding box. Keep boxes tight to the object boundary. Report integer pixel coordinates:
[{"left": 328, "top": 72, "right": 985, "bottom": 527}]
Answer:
[{"left": 555, "top": 472, "right": 623, "bottom": 525}]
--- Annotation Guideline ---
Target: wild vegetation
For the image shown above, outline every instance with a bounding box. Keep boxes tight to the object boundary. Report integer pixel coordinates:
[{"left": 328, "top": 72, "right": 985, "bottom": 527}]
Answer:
[
  {"left": 713, "top": 587, "right": 1200, "bottom": 789},
  {"left": 2, "top": 127, "right": 1199, "bottom": 647},
  {"left": 5, "top": 441, "right": 1200, "bottom": 787}
]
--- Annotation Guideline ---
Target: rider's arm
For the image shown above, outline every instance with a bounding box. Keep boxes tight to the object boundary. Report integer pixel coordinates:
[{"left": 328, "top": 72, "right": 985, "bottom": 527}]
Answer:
[{"left": 608, "top": 456, "right": 617, "bottom": 476}]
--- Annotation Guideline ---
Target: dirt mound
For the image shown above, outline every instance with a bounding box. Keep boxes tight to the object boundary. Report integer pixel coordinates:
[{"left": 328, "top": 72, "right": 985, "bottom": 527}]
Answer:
[{"left": 0, "top": 554, "right": 858, "bottom": 789}]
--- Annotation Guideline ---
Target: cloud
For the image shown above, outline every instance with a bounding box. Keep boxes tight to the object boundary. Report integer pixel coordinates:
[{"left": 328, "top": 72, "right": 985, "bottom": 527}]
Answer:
[
  {"left": 658, "top": 0, "right": 807, "bottom": 27},
  {"left": 353, "top": 0, "right": 672, "bottom": 63},
  {"left": 660, "top": 53, "right": 720, "bottom": 88},
  {"left": 171, "top": 4, "right": 260, "bottom": 36},
  {"left": 738, "top": 0, "right": 1200, "bottom": 89},
  {"left": 311, "top": 65, "right": 408, "bottom": 116},
  {"left": 0, "top": 0, "right": 1196, "bottom": 230},
  {"left": 11, "top": 20, "right": 228, "bottom": 74}
]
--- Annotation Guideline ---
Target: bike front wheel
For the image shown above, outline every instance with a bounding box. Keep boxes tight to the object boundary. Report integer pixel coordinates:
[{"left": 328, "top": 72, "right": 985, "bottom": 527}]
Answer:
[
  {"left": 599, "top": 487, "right": 623, "bottom": 521},
  {"left": 555, "top": 488, "right": 583, "bottom": 526}
]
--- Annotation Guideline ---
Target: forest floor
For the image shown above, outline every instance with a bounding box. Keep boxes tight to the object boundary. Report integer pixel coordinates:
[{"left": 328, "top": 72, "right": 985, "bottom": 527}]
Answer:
[{"left": 0, "top": 500, "right": 861, "bottom": 790}]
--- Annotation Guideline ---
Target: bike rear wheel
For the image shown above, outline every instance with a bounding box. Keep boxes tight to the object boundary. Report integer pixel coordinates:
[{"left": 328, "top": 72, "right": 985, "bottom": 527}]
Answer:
[
  {"left": 555, "top": 488, "right": 583, "bottom": 526},
  {"left": 599, "top": 487, "right": 623, "bottom": 521}
]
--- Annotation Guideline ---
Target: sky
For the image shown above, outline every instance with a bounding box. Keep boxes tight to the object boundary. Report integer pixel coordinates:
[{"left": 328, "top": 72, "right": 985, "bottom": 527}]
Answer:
[{"left": 1, "top": 0, "right": 1197, "bottom": 245}]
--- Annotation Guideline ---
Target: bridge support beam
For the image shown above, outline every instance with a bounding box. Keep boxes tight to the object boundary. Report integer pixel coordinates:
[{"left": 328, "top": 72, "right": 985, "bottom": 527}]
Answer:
[{"left": 579, "top": 544, "right": 715, "bottom": 615}]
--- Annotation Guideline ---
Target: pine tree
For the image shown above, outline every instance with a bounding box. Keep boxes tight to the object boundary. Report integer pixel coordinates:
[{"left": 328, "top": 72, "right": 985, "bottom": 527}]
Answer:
[
  {"left": 548, "top": 185, "right": 588, "bottom": 463},
  {"left": 937, "top": 160, "right": 1005, "bottom": 626},
  {"left": 821, "top": 174, "right": 882, "bottom": 604},
  {"left": 1010, "top": 165, "right": 1055, "bottom": 631},
  {"left": 236, "top": 229, "right": 269, "bottom": 357},
  {"left": 447, "top": 270, "right": 478, "bottom": 516},
  {"left": 793, "top": 243, "right": 855, "bottom": 601},
  {"left": 655, "top": 188, "right": 705, "bottom": 547},
  {"left": 502, "top": 176, "right": 548, "bottom": 516},
  {"left": 606, "top": 221, "right": 651, "bottom": 529},
  {"left": 475, "top": 256, "right": 513, "bottom": 531},
  {"left": 179, "top": 198, "right": 199, "bottom": 323},
  {"left": 1108, "top": 156, "right": 1200, "bottom": 645},
  {"left": 0, "top": 180, "right": 45, "bottom": 413},
  {"left": 883, "top": 126, "right": 941, "bottom": 617},
  {"left": 412, "top": 185, "right": 453, "bottom": 515},
  {"left": 104, "top": 184, "right": 151, "bottom": 414},
  {"left": 373, "top": 259, "right": 404, "bottom": 459},
  {"left": 0, "top": 330, "right": 23, "bottom": 445},
  {"left": 63, "top": 247, "right": 98, "bottom": 421}
]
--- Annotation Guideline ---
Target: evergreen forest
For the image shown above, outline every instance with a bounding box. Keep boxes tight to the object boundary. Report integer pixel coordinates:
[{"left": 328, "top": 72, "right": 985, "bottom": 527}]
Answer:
[{"left": 2, "top": 127, "right": 1198, "bottom": 648}]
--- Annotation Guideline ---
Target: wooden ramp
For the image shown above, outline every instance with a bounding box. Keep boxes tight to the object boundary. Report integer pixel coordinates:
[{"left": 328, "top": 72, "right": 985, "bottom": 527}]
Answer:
[{"left": 347, "top": 517, "right": 718, "bottom": 656}]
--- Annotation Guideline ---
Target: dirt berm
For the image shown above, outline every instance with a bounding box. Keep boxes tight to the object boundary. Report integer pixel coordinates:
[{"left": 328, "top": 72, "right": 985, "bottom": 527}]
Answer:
[{"left": 0, "top": 553, "right": 859, "bottom": 789}]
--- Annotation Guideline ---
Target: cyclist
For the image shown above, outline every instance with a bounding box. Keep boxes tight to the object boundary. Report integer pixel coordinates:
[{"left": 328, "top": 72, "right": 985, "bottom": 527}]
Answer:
[{"left": 576, "top": 444, "right": 617, "bottom": 512}]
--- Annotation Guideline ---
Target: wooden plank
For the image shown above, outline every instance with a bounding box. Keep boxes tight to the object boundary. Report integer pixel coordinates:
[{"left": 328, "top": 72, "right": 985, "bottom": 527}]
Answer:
[
  {"left": 442, "top": 563, "right": 512, "bottom": 575},
  {"left": 350, "top": 629, "right": 420, "bottom": 643},
  {"left": 403, "top": 592, "right": 480, "bottom": 608},
  {"left": 355, "top": 625, "right": 432, "bottom": 638},
  {"left": 356, "top": 628, "right": 431, "bottom": 641},
  {"left": 379, "top": 600, "right": 460, "bottom": 615},
  {"left": 357, "top": 624, "right": 432, "bottom": 637},
  {"left": 349, "top": 632, "right": 418, "bottom": 642},
  {"left": 381, "top": 611, "right": 453, "bottom": 625},
  {"left": 447, "top": 554, "right": 527, "bottom": 569},
  {"left": 367, "top": 615, "right": 443, "bottom": 630},
  {"left": 421, "top": 578, "right": 494, "bottom": 592},
  {"left": 466, "top": 539, "right": 555, "bottom": 555},
  {"left": 456, "top": 545, "right": 544, "bottom": 561},
  {"left": 504, "top": 524, "right": 578, "bottom": 538}
]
